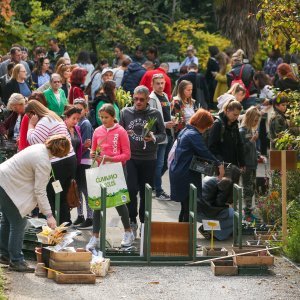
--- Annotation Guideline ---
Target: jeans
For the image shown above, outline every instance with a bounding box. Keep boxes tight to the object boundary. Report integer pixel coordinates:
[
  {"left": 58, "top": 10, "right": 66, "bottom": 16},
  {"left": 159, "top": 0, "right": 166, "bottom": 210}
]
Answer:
[
  {"left": 92, "top": 204, "right": 130, "bottom": 233},
  {"left": 154, "top": 143, "right": 167, "bottom": 195},
  {"left": 76, "top": 164, "right": 93, "bottom": 219},
  {"left": 162, "top": 135, "right": 174, "bottom": 176},
  {"left": 126, "top": 159, "right": 156, "bottom": 223},
  {"left": 0, "top": 186, "right": 27, "bottom": 262},
  {"left": 242, "top": 168, "right": 256, "bottom": 208}
]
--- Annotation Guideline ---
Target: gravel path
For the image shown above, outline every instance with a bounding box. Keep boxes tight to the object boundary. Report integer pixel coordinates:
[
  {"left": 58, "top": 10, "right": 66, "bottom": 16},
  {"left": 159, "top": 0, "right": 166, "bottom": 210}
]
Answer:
[{"left": 5, "top": 257, "right": 300, "bottom": 300}]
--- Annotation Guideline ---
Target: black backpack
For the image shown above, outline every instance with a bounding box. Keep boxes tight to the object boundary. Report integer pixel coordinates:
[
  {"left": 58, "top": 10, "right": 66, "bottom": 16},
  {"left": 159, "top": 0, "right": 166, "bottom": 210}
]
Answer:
[{"left": 203, "top": 115, "right": 225, "bottom": 146}]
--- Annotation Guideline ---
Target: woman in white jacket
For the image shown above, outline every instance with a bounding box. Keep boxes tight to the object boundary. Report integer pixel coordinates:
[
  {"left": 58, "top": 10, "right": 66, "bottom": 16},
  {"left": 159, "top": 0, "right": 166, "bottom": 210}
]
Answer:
[{"left": 0, "top": 135, "right": 70, "bottom": 272}]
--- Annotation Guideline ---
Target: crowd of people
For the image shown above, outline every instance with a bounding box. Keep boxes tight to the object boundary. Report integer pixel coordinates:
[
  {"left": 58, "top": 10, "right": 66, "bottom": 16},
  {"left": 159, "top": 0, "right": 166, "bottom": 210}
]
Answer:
[{"left": 0, "top": 39, "right": 299, "bottom": 272}]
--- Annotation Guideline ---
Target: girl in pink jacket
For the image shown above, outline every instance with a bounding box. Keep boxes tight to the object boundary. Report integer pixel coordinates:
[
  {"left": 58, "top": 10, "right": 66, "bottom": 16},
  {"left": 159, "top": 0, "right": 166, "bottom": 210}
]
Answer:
[{"left": 86, "top": 104, "right": 134, "bottom": 252}]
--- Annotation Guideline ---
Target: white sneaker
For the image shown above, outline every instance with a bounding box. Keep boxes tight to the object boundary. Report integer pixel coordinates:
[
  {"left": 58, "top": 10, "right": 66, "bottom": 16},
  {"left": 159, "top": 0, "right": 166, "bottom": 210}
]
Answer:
[
  {"left": 130, "top": 222, "right": 138, "bottom": 239},
  {"left": 121, "top": 231, "right": 135, "bottom": 247},
  {"left": 86, "top": 236, "right": 99, "bottom": 252}
]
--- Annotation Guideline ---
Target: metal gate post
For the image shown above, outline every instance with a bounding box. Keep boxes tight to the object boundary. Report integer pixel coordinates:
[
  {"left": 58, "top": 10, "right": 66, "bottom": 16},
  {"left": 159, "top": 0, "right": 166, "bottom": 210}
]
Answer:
[
  {"left": 233, "top": 184, "right": 243, "bottom": 248},
  {"left": 144, "top": 184, "right": 152, "bottom": 263},
  {"left": 100, "top": 184, "right": 107, "bottom": 256},
  {"left": 189, "top": 184, "right": 197, "bottom": 261}
]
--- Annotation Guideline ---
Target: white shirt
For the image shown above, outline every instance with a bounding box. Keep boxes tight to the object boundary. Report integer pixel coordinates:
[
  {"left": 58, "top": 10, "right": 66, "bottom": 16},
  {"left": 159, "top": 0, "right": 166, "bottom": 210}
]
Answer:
[{"left": 0, "top": 144, "right": 52, "bottom": 217}]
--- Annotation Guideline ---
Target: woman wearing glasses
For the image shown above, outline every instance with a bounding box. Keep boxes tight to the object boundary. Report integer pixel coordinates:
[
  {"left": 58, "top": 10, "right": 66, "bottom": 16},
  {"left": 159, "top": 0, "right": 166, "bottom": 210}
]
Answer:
[
  {"left": 2, "top": 64, "right": 31, "bottom": 104},
  {"left": 31, "top": 57, "right": 52, "bottom": 89},
  {"left": 43, "top": 73, "right": 68, "bottom": 117}
]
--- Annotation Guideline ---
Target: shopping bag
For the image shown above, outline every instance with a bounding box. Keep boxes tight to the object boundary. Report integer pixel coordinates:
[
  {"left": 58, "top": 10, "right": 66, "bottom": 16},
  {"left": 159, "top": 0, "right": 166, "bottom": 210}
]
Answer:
[{"left": 86, "top": 162, "right": 130, "bottom": 210}]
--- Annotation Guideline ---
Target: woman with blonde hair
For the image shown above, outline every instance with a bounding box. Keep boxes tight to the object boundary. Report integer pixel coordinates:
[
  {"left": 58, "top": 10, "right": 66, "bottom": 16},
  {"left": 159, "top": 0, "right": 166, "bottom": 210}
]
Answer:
[
  {"left": 2, "top": 64, "right": 31, "bottom": 104},
  {"left": 239, "top": 106, "right": 261, "bottom": 221},
  {"left": 25, "top": 100, "right": 76, "bottom": 224},
  {"left": 56, "top": 64, "right": 71, "bottom": 98},
  {"left": 171, "top": 80, "right": 195, "bottom": 137},
  {"left": 0, "top": 135, "right": 70, "bottom": 272},
  {"left": 217, "top": 83, "right": 246, "bottom": 110},
  {"left": 213, "top": 52, "right": 231, "bottom": 103}
]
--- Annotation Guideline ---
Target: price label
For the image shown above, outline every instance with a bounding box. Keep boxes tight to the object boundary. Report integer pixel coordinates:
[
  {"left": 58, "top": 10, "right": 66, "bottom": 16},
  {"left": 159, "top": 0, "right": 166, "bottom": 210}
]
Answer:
[{"left": 52, "top": 180, "right": 63, "bottom": 194}]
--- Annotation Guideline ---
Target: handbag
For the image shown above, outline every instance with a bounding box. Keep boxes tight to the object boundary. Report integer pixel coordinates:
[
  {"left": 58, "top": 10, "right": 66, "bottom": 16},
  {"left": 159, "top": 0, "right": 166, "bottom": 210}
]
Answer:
[
  {"left": 86, "top": 162, "right": 130, "bottom": 210},
  {"left": 66, "top": 179, "right": 81, "bottom": 209},
  {"left": 189, "top": 156, "right": 218, "bottom": 176}
]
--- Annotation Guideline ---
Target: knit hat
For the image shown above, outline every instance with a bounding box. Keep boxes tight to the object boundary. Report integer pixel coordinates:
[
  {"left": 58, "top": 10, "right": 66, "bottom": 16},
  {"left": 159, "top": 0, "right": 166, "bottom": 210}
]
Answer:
[{"left": 232, "top": 49, "right": 244, "bottom": 63}]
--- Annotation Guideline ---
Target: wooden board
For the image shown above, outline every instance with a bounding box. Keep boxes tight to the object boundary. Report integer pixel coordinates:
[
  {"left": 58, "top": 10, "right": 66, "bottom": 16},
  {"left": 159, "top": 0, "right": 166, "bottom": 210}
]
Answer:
[
  {"left": 269, "top": 150, "right": 297, "bottom": 170},
  {"left": 211, "top": 260, "right": 238, "bottom": 276},
  {"left": 49, "top": 259, "right": 91, "bottom": 271},
  {"left": 50, "top": 250, "right": 92, "bottom": 262},
  {"left": 54, "top": 271, "right": 96, "bottom": 284},
  {"left": 233, "top": 249, "right": 274, "bottom": 267},
  {"left": 151, "top": 222, "right": 190, "bottom": 256}
]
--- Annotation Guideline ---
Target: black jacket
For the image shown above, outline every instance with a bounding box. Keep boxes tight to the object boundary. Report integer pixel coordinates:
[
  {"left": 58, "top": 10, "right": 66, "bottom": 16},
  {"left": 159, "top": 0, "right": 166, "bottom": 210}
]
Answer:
[
  {"left": 274, "top": 78, "right": 300, "bottom": 92},
  {"left": 197, "top": 176, "right": 230, "bottom": 218},
  {"left": 2, "top": 79, "right": 31, "bottom": 105},
  {"left": 121, "top": 63, "right": 146, "bottom": 95},
  {"left": 208, "top": 112, "right": 245, "bottom": 167}
]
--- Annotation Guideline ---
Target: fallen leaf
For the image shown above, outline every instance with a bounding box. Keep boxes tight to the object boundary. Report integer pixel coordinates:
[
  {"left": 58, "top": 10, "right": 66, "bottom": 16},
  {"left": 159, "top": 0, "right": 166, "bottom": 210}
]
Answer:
[{"left": 148, "top": 281, "right": 160, "bottom": 284}]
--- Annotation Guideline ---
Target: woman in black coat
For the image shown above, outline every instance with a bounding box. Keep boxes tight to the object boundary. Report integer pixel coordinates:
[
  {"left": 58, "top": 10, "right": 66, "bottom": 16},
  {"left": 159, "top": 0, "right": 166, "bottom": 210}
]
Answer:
[{"left": 3, "top": 64, "right": 31, "bottom": 104}]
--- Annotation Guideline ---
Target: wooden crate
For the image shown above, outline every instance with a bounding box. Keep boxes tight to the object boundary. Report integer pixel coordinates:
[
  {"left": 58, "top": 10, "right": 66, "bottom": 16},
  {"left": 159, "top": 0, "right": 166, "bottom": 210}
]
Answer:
[
  {"left": 49, "top": 259, "right": 91, "bottom": 271},
  {"left": 233, "top": 249, "right": 274, "bottom": 267},
  {"left": 211, "top": 259, "right": 238, "bottom": 276},
  {"left": 50, "top": 250, "right": 92, "bottom": 262},
  {"left": 54, "top": 271, "right": 96, "bottom": 284},
  {"left": 203, "top": 247, "right": 228, "bottom": 257}
]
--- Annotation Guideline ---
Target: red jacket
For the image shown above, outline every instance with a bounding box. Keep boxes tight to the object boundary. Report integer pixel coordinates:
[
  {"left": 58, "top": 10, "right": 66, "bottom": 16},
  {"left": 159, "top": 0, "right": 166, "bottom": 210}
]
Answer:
[
  {"left": 18, "top": 114, "right": 30, "bottom": 151},
  {"left": 139, "top": 68, "right": 172, "bottom": 100},
  {"left": 68, "top": 85, "right": 85, "bottom": 104}
]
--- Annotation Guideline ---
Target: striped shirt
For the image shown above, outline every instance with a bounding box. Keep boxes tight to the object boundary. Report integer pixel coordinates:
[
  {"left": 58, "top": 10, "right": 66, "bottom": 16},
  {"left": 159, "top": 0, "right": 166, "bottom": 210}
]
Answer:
[{"left": 27, "top": 116, "right": 75, "bottom": 162}]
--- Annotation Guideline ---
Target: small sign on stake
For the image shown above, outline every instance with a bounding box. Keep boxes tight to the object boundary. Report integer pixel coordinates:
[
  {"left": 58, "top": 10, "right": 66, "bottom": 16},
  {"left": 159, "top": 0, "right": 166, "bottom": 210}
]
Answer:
[{"left": 202, "top": 220, "right": 221, "bottom": 250}]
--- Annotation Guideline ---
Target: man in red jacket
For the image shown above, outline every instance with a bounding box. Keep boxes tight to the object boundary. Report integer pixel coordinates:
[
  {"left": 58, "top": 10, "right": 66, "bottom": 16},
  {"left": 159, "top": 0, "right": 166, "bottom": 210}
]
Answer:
[{"left": 139, "top": 63, "right": 172, "bottom": 100}]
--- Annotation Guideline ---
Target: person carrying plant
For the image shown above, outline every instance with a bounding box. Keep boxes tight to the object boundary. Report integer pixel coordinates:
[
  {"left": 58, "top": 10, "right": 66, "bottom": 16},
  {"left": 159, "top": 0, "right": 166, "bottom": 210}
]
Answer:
[
  {"left": 120, "top": 85, "right": 166, "bottom": 237},
  {"left": 269, "top": 92, "right": 289, "bottom": 149},
  {"left": 239, "top": 106, "right": 262, "bottom": 221}
]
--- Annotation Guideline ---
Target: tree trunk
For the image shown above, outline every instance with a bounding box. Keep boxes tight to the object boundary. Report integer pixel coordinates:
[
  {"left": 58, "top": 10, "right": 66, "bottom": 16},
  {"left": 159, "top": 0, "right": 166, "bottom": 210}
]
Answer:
[{"left": 214, "top": 0, "right": 260, "bottom": 61}]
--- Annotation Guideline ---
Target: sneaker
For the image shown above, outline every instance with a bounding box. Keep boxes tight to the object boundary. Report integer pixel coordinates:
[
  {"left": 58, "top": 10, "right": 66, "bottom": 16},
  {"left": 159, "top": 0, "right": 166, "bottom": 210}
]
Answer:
[
  {"left": 0, "top": 255, "right": 9, "bottom": 265},
  {"left": 198, "top": 225, "right": 211, "bottom": 240},
  {"left": 73, "top": 215, "right": 85, "bottom": 226},
  {"left": 155, "top": 191, "right": 170, "bottom": 201},
  {"left": 9, "top": 261, "right": 35, "bottom": 273},
  {"left": 121, "top": 231, "right": 135, "bottom": 247},
  {"left": 130, "top": 222, "right": 138, "bottom": 239},
  {"left": 77, "top": 218, "right": 93, "bottom": 229},
  {"left": 86, "top": 236, "right": 99, "bottom": 252}
]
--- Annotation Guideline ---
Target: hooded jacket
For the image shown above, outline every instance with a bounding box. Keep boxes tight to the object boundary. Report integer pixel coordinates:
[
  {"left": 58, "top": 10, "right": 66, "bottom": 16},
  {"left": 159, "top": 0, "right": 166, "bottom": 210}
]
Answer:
[
  {"left": 91, "top": 123, "right": 130, "bottom": 164},
  {"left": 208, "top": 112, "right": 245, "bottom": 167},
  {"left": 119, "top": 104, "right": 166, "bottom": 160},
  {"left": 121, "top": 63, "right": 146, "bottom": 95}
]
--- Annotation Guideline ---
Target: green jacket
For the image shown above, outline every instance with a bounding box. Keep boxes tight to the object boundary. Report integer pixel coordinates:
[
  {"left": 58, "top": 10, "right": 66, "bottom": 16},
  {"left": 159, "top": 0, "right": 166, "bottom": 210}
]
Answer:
[{"left": 43, "top": 88, "right": 68, "bottom": 117}]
